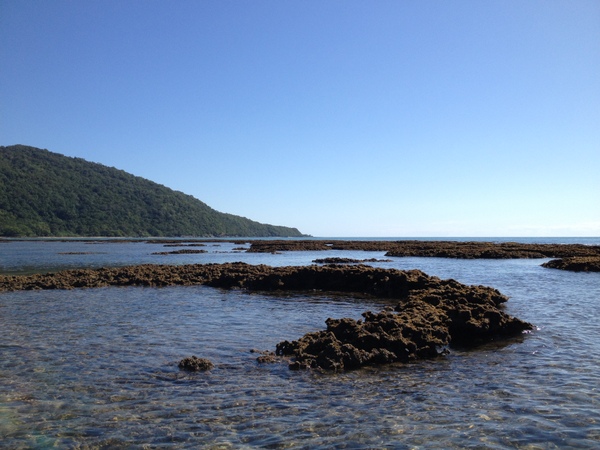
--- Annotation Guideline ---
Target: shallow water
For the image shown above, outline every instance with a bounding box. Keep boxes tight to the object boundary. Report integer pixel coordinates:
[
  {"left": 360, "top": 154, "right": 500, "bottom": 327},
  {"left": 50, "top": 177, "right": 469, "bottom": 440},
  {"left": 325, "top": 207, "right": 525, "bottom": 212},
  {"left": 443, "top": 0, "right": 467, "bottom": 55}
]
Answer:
[{"left": 1, "top": 239, "right": 599, "bottom": 448}]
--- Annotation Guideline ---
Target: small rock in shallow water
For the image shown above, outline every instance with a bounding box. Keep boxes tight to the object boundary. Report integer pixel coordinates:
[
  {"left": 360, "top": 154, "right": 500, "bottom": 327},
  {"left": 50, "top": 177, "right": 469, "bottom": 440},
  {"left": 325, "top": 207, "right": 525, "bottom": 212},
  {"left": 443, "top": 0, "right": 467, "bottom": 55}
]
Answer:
[
  {"left": 252, "top": 349, "right": 280, "bottom": 364},
  {"left": 256, "top": 354, "right": 278, "bottom": 364},
  {"left": 178, "top": 356, "right": 214, "bottom": 371}
]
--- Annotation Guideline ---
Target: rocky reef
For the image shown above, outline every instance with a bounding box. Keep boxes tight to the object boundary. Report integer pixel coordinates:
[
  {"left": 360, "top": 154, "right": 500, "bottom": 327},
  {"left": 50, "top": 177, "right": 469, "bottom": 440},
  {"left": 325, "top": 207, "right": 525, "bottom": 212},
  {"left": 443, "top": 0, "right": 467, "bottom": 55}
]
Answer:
[
  {"left": 0, "top": 263, "right": 533, "bottom": 371},
  {"left": 541, "top": 257, "right": 600, "bottom": 272},
  {"left": 245, "top": 240, "right": 600, "bottom": 259},
  {"left": 313, "top": 257, "right": 392, "bottom": 264},
  {"left": 276, "top": 273, "right": 532, "bottom": 371},
  {"left": 151, "top": 249, "right": 208, "bottom": 255},
  {"left": 0, "top": 262, "right": 513, "bottom": 297}
]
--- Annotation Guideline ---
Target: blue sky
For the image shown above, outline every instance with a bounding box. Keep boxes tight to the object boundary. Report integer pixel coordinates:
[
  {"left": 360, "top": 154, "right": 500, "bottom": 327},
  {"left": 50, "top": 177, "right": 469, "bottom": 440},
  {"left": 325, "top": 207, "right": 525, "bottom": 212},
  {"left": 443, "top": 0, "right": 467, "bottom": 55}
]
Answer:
[{"left": 1, "top": 1, "right": 599, "bottom": 237}]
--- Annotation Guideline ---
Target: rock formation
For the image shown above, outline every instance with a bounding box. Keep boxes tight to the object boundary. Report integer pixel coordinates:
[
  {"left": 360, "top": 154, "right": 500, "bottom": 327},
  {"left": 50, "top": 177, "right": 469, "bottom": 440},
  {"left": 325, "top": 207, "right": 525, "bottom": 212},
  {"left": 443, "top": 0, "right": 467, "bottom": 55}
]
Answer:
[
  {"left": 151, "top": 249, "right": 207, "bottom": 255},
  {"left": 313, "top": 257, "right": 392, "bottom": 264},
  {"left": 541, "top": 257, "right": 600, "bottom": 272},
  {"left": 276, "top": 274, "right": 532, "bottom": 371},
  {"left": 178, "top": 356, "right": 214, "bottom": 371},
  {"left": 0, "top": 262, "right": 534, "bottom": 371},
  {"left": 244, "top": 240, "right": 600, "bottom": 259}
]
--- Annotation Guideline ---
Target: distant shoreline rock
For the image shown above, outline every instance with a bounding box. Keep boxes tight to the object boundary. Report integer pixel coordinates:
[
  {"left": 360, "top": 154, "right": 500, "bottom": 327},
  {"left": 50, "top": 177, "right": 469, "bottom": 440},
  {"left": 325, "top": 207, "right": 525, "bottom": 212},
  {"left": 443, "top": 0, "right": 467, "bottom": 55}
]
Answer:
[
  {"left": 312, "top": 257, "right": 392, "bottom": 264},
  {"left": 151, "top": 249, "right": 208, "bottom": 255},
  {"left": 245, "top": 240, "right": 600, "bottom": 260},
  {"left": 541, "top": 257, "right": 600, "bottom": 272},
  {"left": 4, "top": 238, "right": 598, "bottom": 262}
]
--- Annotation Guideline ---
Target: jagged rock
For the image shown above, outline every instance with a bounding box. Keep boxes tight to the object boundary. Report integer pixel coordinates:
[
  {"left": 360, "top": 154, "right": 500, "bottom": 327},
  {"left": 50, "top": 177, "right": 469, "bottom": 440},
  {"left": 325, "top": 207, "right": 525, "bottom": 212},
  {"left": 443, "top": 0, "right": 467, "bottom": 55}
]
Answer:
[
  {"left": 275, "top": 277, "right": 533, "bottom": 371},
  {"left": 178, "top": 356, "right": 214, "bottom": 371},
  {"left": 0, "top": 262, "right": 534, "bottom": 371}
]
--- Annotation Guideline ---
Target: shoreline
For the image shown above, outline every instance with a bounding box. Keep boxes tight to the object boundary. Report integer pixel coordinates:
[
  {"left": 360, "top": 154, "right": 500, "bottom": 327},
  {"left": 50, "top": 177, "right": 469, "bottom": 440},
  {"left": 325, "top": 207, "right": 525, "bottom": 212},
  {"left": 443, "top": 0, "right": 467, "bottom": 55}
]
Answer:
[
  {"left": 3, "top": 236, "right": 599, "bottom": 257},
  {"left": 3, "top": 238, "right": 599, "bottom": 274}
]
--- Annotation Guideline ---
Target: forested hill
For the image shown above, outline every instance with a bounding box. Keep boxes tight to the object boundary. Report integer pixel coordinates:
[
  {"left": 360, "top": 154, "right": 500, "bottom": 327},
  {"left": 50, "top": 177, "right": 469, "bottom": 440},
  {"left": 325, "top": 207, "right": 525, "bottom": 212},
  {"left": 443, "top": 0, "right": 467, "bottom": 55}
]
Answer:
[{"left": 0, "top": 145, "right": 304, "bottom": 237}]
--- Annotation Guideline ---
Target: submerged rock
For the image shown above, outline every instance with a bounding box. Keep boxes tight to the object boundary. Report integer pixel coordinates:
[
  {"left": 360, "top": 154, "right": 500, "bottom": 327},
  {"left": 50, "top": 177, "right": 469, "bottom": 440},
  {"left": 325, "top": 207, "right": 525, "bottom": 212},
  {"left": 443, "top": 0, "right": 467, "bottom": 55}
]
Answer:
[{"left": 178, "top": 356, "right": 214, "bottom": 371}]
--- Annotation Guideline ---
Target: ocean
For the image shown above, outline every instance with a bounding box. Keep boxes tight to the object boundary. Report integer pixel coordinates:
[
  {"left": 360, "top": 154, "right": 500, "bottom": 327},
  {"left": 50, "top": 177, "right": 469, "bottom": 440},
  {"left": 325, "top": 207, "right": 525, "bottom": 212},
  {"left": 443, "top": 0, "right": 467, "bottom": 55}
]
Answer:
[{"left": 1, "top": 238, "right": 599, "bottom": 448}]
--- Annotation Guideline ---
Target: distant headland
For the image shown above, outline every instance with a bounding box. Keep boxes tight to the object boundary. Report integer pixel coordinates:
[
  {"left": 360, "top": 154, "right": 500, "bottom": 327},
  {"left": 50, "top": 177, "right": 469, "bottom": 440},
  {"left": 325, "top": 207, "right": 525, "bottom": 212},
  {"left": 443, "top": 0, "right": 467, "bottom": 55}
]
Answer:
[{"left": 0, "top": 145, "right": 304, "bottom": 238}]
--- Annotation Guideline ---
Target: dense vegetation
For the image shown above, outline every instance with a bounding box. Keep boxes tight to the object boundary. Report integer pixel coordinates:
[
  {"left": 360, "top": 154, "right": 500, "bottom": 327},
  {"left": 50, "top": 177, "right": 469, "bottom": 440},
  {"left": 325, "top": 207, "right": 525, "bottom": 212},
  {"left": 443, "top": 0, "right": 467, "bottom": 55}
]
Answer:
[{"left": 0, "top": 145, "right": 303, "bottom": 237}]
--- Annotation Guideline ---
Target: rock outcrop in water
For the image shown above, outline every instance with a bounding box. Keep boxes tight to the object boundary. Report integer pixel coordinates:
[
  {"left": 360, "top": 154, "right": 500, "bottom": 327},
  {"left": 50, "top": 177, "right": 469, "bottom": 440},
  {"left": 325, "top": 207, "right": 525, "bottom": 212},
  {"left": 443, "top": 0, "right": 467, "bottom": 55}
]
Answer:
[
  {"left": 178, "top": 356, "right": 214, "bottom": 371},
  {"left": 541, "top": 257, "right": 600, "bottom": 272},
  {"left": 312, "top": 257, "right": 392, "bottom": 264},
  {"left": 0, "top": 263, "right": 533, "bottom": 371},
  {"left": 151, "top": 249, "right": 208, "bottom": 255},
  {"left": 0, "top": 262, "right": 481, "bottom": 293},
  {"left": 245, "top": 240, "right": 600, "bottom": 259},
  {"left": 276, "top": 275, "right": 532, "bottom": 371}
]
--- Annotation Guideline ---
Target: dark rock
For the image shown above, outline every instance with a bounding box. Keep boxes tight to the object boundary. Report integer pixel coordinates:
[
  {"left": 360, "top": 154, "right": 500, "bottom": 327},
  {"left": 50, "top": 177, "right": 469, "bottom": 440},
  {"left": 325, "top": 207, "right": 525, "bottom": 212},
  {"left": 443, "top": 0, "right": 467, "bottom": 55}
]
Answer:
[
  {"left": 256, "top": 353, "right": 279, "bottom": 364},
  {"left": 58, "top": 252, "right": 103, "bottom": 255},
  {"left": 152, "top": 249, "right": 207, "bottom": 255},
  {"left": 178, "top": 356, "right": 214, "bottom": 371},
  {"left": 246, "top": 240, "right": 600, "bottom": 259},
  {"left": 0, "top": 262, "right": 534, "bottom": 372},
  {"left": 275, "top": 276, "right": 533, "bottom": 371},
  {"left": 541, "top": 257, "right": 600, "bottom": 272},
  {"left": 251, "top": 349, "right": 281, "bottom": 364},
  {"left": 313, "top": 257, "right": 392, "bottom": 264},
  {"left": 163, "top": 243, "right": 206, "bottom": 247}
]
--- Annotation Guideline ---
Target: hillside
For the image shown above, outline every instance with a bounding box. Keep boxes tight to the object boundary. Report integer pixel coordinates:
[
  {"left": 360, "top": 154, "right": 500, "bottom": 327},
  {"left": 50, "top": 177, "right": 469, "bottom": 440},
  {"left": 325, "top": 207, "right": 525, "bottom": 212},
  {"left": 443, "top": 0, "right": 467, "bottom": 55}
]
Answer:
[{"left": 0, "top": 145, "right": 304, "bottom": 237}]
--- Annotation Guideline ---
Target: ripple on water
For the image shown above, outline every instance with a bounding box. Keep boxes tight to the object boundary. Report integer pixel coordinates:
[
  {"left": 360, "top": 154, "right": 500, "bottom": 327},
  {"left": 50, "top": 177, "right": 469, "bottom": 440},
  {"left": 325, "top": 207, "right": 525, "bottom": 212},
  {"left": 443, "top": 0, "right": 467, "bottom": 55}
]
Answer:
[{"left": 1, "top": 261, "right": 600, "bottom": 448}]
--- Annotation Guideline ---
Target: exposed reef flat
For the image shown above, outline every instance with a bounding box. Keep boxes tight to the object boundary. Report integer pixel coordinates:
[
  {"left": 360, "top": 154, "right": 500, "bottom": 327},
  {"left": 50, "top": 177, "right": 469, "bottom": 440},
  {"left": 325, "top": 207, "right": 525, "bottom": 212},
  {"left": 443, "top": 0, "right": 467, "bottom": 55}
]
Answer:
[
  {"left": 151, "top": 249, "right": 208, "bottom": 255},
  {"left": 0, "top": 262, "right": 513, "bottom": 294},
  {"left": 0, "top": 262, "right": 532, "bottom": 370},
  {"left": 541, "top": 256, "right": 600, "bottom": 272},
  {"left": 244, "top": 240, "right": 600, "bottom": 259},
  {"left": 312, "top": 257, "right": 392, "bottom": 264},
  {"left": 5, "top": 238, "right": 598, "bottom": 261}
]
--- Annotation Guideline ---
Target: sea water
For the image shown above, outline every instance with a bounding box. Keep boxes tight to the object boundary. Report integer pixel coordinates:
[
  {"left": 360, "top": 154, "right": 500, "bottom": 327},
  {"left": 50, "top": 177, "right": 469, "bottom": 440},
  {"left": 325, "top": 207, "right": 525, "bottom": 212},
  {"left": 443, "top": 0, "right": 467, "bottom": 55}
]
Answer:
[{"left": 1, "top": 238, "right": 599, "bottom": 448}]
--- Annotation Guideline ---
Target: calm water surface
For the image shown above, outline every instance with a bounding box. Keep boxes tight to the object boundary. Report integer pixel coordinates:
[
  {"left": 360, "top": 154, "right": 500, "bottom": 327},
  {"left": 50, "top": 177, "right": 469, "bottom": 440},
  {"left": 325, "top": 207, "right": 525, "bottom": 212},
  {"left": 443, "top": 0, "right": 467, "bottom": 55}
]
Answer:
[{"left": 1, "top": 239, "right": 599, "bottom": 448}]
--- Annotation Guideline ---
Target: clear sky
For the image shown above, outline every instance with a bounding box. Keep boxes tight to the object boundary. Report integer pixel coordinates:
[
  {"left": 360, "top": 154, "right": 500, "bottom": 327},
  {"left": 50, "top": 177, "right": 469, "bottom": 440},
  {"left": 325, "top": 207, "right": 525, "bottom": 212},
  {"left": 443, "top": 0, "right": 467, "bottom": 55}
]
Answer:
[{"left": 1, "top": 1, "right": 599, "bottom": 237}]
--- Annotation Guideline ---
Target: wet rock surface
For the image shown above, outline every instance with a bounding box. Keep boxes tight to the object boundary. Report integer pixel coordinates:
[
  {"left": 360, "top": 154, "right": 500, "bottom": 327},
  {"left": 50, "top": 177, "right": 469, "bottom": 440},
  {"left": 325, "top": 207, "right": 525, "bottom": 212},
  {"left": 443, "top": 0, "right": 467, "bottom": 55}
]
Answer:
[
  {"left": 251, "top": 349, "right": 280, "bottom": 364},
  {"left": 541, "top": 257, "right": 600, "bottom": 272},
  {"left": 313, "top": 257, "right": 392, "bottom": 264},
  {"left": 151, "top": 249, "right": 208, "bottom": 255},
  {"left": 0, "top": 263, "right": 534, "bottom": 371},
  {"left": 276, "top": 276, "right": 532, "bottom": 371},
  {"left": 178, "top": 356, "right": 214, "bottom": 371},
  {"left": 246, "top": 240, "right": 600, "bottom": 259},
  {"left": 162, "top": 243, "right": 206, "bottom": 247},
  {"left": 0, "top": 262, "right": 482, "bottom": 294}
]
